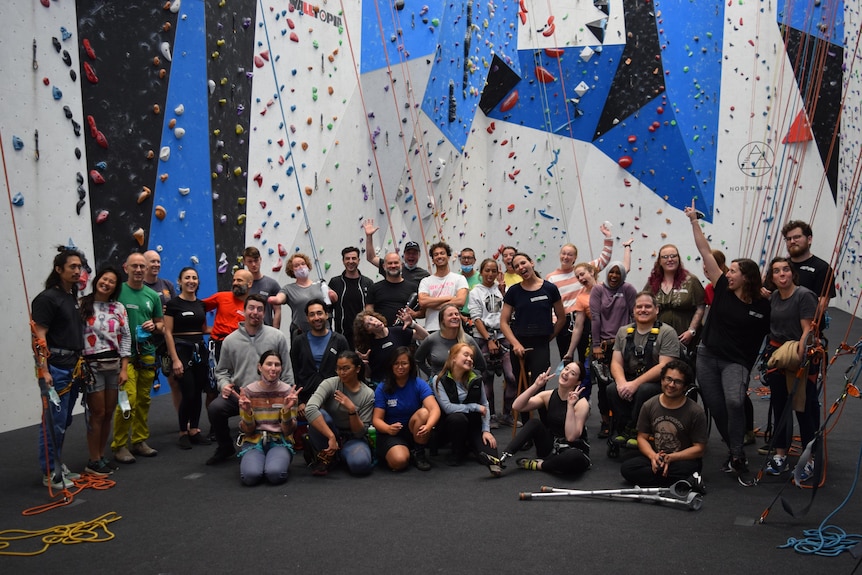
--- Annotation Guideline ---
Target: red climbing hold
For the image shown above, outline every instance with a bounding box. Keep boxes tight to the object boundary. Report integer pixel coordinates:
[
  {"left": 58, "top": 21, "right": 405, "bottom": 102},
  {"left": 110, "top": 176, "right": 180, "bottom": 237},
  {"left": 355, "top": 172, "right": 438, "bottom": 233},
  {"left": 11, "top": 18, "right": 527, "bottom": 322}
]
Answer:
[
  {"left": 260, "top": 50, "right": 269, "bottom": 61},
  {"left": 544, "top": 48, "right": 564, "bottom": 59},
  {"left": 83, "top": 62, "right": 99, "bottom": 84},
  {"left": 507, "top": 204, "right": 515, "bottom": 212},
  {"left": 253, "top": 173, "right": 263, "bottom": 186},
  {"left": 627, "top": 135, "right": 637, "bottom": 143},
  {"left": 83, "top": 39, "right": 96, "bottom": 60},
  {"left": 96, "top": 210, "right": 109, "bottom": 223},
  {"left": 254, "top": 55, "right": 265, "bottom": 68},
  {"left": 290, "top": 32, "right": 299, "bottom": 43},
  {"left": 535, "top": 66, "right": 556, "bottom": 83},
  {"left": 486, "top": 121, "right": 495, "bottom": 134},
  {"left": 87, "top": 115, "right": 98, "bottom": 137},
  {"left": 95, "top": 131, "right": 108, "bottom": 149},
  {"left": 278, "top": 244, "right": 288, "bottom": 257},
  {"left": 618, "top": 156, "right": 633, "bottom": 169},
  {"left": 90, "top": 170, "right": 105, "bottom": 184},
  {"left": 499, "top": 90, "right": 518, "bottom": 112},
  {"left": 287, "top": 19, "right": 295, "bottom": 30},
  {"left": 783, "top": 109, "right": 813, "bottom": 144}
]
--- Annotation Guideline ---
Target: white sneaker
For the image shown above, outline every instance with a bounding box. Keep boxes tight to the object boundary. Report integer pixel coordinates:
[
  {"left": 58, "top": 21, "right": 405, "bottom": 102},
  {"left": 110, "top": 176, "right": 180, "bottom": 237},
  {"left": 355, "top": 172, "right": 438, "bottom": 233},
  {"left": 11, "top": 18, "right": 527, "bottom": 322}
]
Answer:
[
  {"left": 43, "top": 473, "right": 74, "bottom": 489},
  {"left": 62, "top": 464, "right": 81, "bottom": 480}
]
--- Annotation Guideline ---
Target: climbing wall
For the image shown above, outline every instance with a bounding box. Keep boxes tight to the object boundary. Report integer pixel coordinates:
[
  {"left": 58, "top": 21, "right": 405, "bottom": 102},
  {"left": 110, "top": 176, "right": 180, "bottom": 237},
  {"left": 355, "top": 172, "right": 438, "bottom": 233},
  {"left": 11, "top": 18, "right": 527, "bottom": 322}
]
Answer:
[{"left": 0, "top": 0, "right": 857, "bottom": 433}]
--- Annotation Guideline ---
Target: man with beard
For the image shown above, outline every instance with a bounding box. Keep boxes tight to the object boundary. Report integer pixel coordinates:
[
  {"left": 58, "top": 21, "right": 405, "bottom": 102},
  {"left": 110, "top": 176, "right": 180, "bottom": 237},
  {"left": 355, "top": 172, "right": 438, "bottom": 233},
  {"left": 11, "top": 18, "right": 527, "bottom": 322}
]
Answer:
[
  {"left": 620, "top": 360, "right": 707, "bottom": 488},
  {"left": 780, "top": 220, "right": 836, "bottom": 318},
  {"left": 203, "top": 269, "right": 254, "bottom": 361},
  {"left": 328, "top": 246, "right": 373, "bottom": 349},
  {"left": 242, "top": 246, "right": 282, "bottom": 328},
  {"left": 366, "top": 252, "right": 419, "bottom": 326},
  {"left": 291, "top": 299, "right": 349, "bottom": 410},
  {"left": 363, "top": 219, "right": 429, "bottom": 290}
]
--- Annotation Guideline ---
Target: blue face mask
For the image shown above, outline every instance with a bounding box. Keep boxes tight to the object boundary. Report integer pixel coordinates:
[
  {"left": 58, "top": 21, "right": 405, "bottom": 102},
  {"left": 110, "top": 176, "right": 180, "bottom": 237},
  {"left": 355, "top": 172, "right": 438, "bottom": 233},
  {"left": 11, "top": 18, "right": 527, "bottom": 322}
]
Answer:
[{"left": 461, "top": 264, "right": 474, "bottom": 274}]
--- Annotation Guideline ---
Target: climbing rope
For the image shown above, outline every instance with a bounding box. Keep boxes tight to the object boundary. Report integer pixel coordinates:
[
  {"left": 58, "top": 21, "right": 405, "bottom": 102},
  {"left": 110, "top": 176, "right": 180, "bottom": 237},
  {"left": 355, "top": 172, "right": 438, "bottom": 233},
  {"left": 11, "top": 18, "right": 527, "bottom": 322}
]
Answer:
[{"left": 0, "top": 512, "right": 121, "bottom": 556}]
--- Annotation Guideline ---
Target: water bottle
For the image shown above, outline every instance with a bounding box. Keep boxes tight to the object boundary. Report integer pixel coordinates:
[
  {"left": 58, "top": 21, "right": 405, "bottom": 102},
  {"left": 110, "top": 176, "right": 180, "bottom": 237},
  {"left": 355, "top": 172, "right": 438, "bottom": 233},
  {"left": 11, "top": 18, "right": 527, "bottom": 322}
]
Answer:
[
  {"left": 320, "top": 280, "right": 332, "bottom": 305},
  {"left": 118, "top": 390, "right": 132, "bottom": 418},
  {"left": 367, "top": 425, "right": 377, "bottom": 451}
]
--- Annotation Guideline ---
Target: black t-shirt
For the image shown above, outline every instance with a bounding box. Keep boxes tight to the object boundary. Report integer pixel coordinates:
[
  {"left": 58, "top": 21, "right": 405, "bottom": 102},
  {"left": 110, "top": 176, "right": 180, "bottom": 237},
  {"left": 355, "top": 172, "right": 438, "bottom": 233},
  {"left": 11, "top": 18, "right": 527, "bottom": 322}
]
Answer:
[
  {"left": 328, "top": 273, "right": 373, "bottom": 344},
  {"left": 701, "top": 275, "right": 771, "bottom": 369},
  {"left": 376, "top": 260, "right": 429, "bottom": 291},
  {"left": 367, "top": 279, "right": 416, "bottom": 325},
  {"left": 368, "top": 326, "right": 414, "bottom": 382},
  {"left": 165, "top": 297, "right": 207, "bottom": 341},
  {"left": 502, "top": 280, "right": 562, "bottom": 338},
  {"left": 790, "top": 255, "right": 836, "bottom": 300},
  {"left": 31, "top": 286, "right": 84, "bottom": 367}
]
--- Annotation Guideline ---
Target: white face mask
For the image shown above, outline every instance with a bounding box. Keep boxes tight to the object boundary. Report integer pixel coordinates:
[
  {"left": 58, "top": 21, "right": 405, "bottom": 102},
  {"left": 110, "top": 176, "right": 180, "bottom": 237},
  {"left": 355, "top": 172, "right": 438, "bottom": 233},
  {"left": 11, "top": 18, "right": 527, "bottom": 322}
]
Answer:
[{"left": 294, "top": 266, "right": 310, "bottom": 279}]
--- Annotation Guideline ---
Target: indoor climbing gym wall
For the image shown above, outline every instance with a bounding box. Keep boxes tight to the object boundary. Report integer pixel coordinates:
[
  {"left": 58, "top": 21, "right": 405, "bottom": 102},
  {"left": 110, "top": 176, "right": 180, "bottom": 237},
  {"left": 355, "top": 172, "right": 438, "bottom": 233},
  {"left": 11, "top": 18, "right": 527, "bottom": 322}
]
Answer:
[{"left": 0, "top": 0, "right": 859, "bottom": 432}]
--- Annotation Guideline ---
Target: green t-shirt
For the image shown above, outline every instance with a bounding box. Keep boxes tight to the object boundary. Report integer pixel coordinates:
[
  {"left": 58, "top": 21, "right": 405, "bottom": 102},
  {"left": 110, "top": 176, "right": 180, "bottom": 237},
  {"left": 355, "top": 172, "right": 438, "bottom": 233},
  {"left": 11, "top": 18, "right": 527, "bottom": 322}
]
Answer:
[
  {"left": 460, "top": 272, "right": 481, "bottom": 315},
  {"left": 119, "top": 283, "right": 164, "bottom": 357}
]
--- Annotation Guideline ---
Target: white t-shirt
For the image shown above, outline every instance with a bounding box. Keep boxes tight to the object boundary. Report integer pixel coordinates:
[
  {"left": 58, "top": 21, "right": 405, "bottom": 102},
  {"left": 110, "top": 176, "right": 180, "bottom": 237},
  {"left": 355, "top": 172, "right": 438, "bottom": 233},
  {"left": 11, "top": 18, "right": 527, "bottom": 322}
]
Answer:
[{"left": 418, "top": 272, "right": 469, "bottom": 331}]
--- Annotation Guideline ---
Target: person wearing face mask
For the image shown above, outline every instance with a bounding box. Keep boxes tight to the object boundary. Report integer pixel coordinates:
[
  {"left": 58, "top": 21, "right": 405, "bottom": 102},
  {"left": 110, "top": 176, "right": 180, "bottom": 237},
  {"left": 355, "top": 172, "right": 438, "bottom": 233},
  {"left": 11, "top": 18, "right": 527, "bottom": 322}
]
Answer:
[
  {"left": 457, "top": 248, "right": 480, "bottom": 320},
  {"left": 268, "top": 253, "right": 338, "bottom": 338},
  {"left": 203, "top": 269, "right": 255, "bottom": 361},
  {"left": 589, "top": 261, "right": 637, "bottom": 439}
]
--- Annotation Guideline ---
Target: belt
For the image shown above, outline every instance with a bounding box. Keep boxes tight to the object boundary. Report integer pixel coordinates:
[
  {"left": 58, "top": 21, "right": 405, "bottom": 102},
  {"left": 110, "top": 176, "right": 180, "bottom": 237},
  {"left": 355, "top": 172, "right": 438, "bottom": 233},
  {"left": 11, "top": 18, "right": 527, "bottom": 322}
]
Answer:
[{"left": 49, "top": 347, "right": 79, "bottom": 356}]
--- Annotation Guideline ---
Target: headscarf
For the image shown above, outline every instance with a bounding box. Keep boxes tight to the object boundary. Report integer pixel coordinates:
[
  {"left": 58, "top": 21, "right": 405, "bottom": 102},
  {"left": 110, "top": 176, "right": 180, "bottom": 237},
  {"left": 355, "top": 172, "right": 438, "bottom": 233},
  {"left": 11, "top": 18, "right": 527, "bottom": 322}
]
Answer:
[{"left": 602, "top": 260, "right": 627, "bottom": 288}]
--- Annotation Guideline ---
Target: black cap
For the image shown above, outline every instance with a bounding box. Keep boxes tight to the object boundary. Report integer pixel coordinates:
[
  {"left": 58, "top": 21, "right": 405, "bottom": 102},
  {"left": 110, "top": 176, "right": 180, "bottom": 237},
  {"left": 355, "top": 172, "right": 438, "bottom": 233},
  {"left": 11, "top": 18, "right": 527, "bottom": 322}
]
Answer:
[{"left": 404, "top": 241, "right": 420, "bottom": 252}]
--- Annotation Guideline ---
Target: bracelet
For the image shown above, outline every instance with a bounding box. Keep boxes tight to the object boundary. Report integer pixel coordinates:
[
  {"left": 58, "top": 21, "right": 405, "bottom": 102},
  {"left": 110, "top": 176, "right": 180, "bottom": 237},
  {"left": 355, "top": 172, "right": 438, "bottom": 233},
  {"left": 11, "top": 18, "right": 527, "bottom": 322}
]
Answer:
[{"left": 347, "top": 411, "right": 357, "bottom": 416}]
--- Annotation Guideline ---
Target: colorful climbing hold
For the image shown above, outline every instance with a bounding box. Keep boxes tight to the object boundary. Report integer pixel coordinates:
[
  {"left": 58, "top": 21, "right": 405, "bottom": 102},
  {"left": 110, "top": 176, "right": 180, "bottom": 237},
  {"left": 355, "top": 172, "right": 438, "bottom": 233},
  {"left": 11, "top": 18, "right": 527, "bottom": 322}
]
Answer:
[{"left": 618, "top": 156, "right": 633, "bottom": 169}]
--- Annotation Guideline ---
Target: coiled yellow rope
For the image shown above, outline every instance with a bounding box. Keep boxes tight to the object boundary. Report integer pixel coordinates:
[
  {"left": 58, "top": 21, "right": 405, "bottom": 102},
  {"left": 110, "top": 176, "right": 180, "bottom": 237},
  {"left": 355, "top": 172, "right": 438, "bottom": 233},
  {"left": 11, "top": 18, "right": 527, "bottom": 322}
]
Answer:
[{"left": 0, "top": 512, "right": 121, "bottom": 556}]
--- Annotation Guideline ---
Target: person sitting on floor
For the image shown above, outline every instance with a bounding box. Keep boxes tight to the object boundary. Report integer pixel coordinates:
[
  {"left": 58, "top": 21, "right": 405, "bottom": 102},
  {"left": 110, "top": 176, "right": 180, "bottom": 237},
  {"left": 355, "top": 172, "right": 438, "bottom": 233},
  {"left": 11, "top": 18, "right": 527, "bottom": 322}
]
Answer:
[
  {"left": 499, "top": 362, "right": 591, "bottom": 476},
  {"left": 432, "top": 343, "right": 502, "bottom": 477},
  {"left": 372, "top": 347, "right": 440, "bottom": 471},
  {"left": 620, "top": 360, "right": 707, "bottom": 487},
  {"left": 303, "top": 351, "right": 375, "bottom": 476},
  {"left": 236, "top": 351, "right": 301, "bottom": 486},
  {"left": 607, "top": 291, "right": 679, "bottom": 450}
]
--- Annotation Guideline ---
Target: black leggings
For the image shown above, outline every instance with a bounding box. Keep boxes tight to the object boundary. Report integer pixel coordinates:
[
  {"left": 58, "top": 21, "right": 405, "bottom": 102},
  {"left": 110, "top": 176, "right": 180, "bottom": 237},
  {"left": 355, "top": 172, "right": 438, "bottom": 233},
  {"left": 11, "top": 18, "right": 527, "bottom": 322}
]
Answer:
[
  {"left": 176, "top": 340, "right": 209, "bottom": 432},
  {"left": 437, "top": 412, "right": 497, "bottom": 462},
  {"left": 504, "top": 419, "right": 591, "bottom": 476}
]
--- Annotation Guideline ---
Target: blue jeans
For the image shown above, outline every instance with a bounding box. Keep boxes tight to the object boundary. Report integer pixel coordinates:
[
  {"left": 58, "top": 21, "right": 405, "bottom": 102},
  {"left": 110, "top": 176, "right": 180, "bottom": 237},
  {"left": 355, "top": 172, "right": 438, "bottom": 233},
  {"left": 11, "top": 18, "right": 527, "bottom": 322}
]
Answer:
[
  {"left": 38, "top": 364, "right": 78, "bottom": 475},
  {"left": 308, "top": 410, "right": 373, "bottom": 475},
  {"left": 240, "top": 444, "right": 293, "bottom": 486},
  {"left": 696, "top": 344, "right": 750, "bottom": 458}
]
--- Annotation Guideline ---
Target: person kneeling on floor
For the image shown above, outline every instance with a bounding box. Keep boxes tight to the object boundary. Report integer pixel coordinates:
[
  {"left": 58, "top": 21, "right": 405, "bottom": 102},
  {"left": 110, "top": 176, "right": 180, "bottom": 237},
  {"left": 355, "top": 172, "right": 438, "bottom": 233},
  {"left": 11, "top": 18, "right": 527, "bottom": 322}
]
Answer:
[
  {"left": 499, "top": 361, "right": 591, "bottom": 476},
  {"left": 620, "top": 360, "right": 707, "bottom": 487}
]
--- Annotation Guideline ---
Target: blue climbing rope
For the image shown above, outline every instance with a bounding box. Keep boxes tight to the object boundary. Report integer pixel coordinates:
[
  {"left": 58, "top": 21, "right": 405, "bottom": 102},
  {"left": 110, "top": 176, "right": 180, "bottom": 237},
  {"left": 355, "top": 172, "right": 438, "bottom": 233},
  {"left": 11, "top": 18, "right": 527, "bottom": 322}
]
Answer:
[{"left": 778, "top": 436, "right": 862, "bottom": 556}]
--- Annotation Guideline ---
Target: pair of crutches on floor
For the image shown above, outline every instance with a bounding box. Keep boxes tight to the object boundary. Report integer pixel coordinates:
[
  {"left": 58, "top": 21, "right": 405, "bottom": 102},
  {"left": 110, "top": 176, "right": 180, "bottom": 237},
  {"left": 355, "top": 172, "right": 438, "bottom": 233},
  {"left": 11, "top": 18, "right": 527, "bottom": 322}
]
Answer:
[{"left": 519, "top": 475, "right": 705, "bottom": 511}]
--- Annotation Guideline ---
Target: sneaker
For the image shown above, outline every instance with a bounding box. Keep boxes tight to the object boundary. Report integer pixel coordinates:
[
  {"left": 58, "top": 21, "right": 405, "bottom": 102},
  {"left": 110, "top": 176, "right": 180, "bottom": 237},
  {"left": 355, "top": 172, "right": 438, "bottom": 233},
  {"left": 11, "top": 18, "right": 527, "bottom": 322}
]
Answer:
[
  {"left": 517, "top": 458, "right": 541, "bottom": 471},
  {"left": 411, "top": 448, "right": 432, "bottom": 471},
  {"left": 499, "top": 451, "right": 513, "bottom": 466},
  {"left": 114, "top": 446, "right": 137, "bottom": 464},
  {"left": 478, "top": 452, "right": 504, "bottom": 477},
  {"left": 765, "top": 455, "right": 787, "bottom": 476},
  {"left": 686, "top": 472, "right": 706, "bottom": 495},
  {"left": 205, "top": 446, "right": 235, "bottom": 465},
  {"left": 797, "top": 460, "right": 815, "bottom": 483},
  {"left": 489, "top": 414, "right": 500, "bottom": 430},
  {"left": 731, "top": 457, "right": 756, "bottom": 486},
  {"left": 597, "top": 422, "right": 610, "bottom": 439},
  {"left": 189, "top": 433, "right": 212, "bottom": 446},
  {"left": 100, "top": 456, "right": 119, "bottom": 471},
  {"left": 62, "top": 464, "right": 81, "bottom": 480},
  {"left": 625, "top": 437, "right": 639, "bottom": 450},
  {"left": 178, "top": 434, "right": 193, "bottom": 450},
  {"left": 83, "top": 460, "right": 111, "bottom": 477},
  {"left": 720, "top": 455, "right": 734, "bottom": 473},
  {"left": 43, "top": 473, "right": 74, "bottom": 489},
  {"left": 131, "top": 441, "right": 158, "bottom": 457}
]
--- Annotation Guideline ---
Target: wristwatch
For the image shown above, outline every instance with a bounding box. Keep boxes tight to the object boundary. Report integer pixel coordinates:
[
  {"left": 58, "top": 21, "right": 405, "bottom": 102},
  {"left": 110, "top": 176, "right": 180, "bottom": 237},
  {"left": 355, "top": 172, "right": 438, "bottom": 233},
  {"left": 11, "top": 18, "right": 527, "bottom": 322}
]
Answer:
[{"left": 688, "top": 328, "right": 697, "bottom": 336}]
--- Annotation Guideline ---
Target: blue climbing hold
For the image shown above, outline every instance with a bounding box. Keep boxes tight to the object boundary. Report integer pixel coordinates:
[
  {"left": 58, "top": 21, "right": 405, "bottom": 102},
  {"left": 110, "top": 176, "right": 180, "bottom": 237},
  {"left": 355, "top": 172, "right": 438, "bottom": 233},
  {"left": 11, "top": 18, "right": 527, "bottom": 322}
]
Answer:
[
  {"left": 53, "top": 86, "right": 63, "bottom": 100},
  {"left": 12, "top": 136, "right": 23, "bottom": 150},
  {"left": 11, "top": 193, "right": 24, "bottom": 206},
  {"left": 60, "top": 27, "right": 72, "bottom": 41}
]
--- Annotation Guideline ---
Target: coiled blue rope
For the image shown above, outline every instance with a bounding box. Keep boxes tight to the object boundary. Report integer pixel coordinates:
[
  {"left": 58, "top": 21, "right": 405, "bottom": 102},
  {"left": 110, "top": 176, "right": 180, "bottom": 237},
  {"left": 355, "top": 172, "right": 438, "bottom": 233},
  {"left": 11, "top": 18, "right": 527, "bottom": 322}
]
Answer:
[{"left": 778, "top": 437, "right": 862, "bottom": 556}]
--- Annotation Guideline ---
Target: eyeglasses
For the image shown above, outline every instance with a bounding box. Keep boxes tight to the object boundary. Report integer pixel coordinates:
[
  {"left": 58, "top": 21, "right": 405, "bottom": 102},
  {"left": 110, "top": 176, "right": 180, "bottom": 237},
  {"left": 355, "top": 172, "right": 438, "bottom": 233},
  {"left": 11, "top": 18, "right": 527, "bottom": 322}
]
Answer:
[
  {"left": 784, "top": 234, "right": 805, "bottom": 242},
  {"left": 661, "top": 376, "right": 686, "bottom": 386},
  {"left": 659, "top": 254, "right": 679, "bottom": 260}
]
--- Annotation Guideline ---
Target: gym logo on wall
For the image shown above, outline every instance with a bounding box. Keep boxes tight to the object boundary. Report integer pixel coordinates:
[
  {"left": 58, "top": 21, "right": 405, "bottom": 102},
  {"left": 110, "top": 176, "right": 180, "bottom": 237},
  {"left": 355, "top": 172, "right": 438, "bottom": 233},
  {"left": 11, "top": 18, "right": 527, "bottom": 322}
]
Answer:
[
  {"left": 737, "top": 142, "right": 774, "bottom": 177},
  {"left": 289, "top": 0, "right": 342, "bottom": 28}
]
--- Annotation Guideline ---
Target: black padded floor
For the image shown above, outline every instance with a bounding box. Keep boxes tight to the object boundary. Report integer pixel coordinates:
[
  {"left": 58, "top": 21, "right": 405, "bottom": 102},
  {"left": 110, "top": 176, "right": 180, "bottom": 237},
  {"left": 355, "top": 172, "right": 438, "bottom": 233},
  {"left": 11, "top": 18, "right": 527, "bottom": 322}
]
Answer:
[{"left": 2, "top": 312, "right": 861, "bottom": 573}]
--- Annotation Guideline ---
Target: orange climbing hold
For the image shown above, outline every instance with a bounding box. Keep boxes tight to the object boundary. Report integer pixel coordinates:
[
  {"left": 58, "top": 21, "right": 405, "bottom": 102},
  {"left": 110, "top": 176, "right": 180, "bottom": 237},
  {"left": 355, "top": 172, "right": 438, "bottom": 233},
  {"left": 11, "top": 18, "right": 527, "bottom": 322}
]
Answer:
[
  {"left": 137, "top": 186, "right": 152, "bottom": 203},
  {"left": 154, "top": 205, "right": 166, "bottom": 220},
  {"left": 535, "top": 66, "right": 556, "bottom": 83},
  {"left": 133, "top": 228, "right": 145, "bottom": 246}
]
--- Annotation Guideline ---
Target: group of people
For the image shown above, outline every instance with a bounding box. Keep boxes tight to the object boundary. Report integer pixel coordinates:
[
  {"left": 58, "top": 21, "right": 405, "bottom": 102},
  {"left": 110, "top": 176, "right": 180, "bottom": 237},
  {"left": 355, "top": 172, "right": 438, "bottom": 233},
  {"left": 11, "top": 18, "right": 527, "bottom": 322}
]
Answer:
[{"left": 30, "top": 213, "right": 834, "bottom": 490}]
